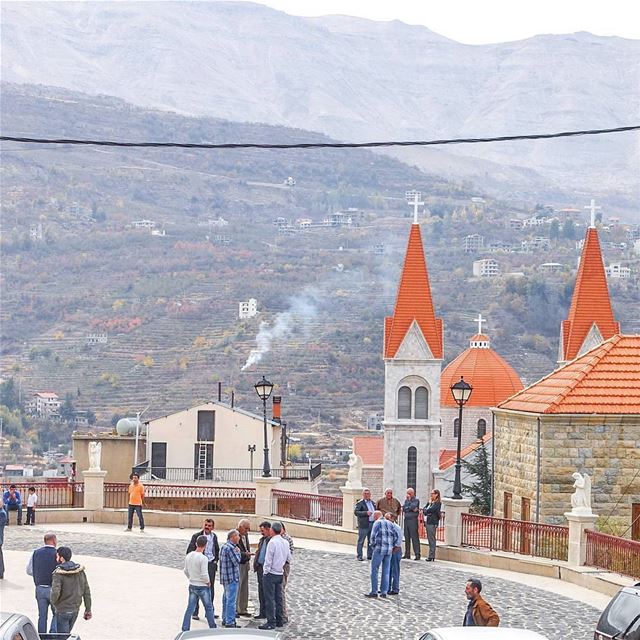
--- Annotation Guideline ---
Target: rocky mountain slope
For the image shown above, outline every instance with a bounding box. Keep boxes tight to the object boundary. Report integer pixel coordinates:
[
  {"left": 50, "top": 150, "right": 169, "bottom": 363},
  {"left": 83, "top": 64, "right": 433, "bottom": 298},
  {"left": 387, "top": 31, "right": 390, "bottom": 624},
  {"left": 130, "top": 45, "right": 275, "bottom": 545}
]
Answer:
[{"left": 2, "top": 2, "right": 639, "bottom": 205}]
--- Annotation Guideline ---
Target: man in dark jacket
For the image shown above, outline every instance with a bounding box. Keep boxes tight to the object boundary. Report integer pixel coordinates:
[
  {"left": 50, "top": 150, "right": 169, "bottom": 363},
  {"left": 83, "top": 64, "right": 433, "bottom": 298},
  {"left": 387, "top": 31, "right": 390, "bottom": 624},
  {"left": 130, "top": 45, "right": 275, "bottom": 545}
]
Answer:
[
  {"left": 187, "top": 518, "right": 219, "bottom": 620},
  {"left": 252, "top": 521, "right": 272, "bottom": 620},
  {"left": 50, "top": 546, "right": 92, "bottom": 634},
  {"left": 402, "top": 488, "right": 420, "bottom": 560},
  {"left": 354, "top": 488, "right": 376, "bottom": 561},
  {"left": 26, "top": 531, "right": 58, "bottom": 634}
]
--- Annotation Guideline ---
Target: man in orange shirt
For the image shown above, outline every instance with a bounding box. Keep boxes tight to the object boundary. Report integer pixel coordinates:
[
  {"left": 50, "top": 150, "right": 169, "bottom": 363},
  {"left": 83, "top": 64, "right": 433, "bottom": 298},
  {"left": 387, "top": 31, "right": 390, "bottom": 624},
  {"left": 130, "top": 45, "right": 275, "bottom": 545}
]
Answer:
[{"left": 125, "top": 473, "right": 145, "bottom": 532}]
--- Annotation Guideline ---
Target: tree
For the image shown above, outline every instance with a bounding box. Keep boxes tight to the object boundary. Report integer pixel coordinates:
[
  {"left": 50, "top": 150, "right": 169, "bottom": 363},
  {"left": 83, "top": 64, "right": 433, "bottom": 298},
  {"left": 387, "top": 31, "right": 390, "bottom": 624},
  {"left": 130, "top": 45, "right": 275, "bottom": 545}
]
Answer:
[
  {"left": 86, "top": 409, "right": 96, "bottom": 425},
  {"left": 562, "top": 218, "right": 576, "bottom": 240},
  {"left": 462, "top": 438, "right": 491, "bottom": 514},
  {"left": 549, "top": 219, "right": 560, "bottom": 241},
  {"left": 60, "top": 393, "right": 76, "bottom": 423},
  {"left": 0, "top": 377, "right": 19, "bottom": 410}
]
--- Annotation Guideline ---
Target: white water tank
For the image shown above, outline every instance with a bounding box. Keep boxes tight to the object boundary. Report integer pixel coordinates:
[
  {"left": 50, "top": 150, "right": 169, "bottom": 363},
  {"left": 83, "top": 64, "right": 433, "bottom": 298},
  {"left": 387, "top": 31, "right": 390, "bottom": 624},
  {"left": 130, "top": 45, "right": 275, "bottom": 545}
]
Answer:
[{"left": 116, "top": 417, "right": 145, "bottom": 436}]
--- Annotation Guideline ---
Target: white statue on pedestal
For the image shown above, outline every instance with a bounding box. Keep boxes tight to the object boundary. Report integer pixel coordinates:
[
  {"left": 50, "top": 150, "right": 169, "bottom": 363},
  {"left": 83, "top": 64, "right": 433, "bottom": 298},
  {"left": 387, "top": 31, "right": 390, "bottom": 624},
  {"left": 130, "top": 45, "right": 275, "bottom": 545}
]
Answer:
[
  {"left": 88, "top": 441, "right": 102, "bottom": 471},
  {"left": 570, "top": 472, "right": 592, "bottom": 515},
  {"left": 345, "top": 453, "right": 363, "bottom": 489}
]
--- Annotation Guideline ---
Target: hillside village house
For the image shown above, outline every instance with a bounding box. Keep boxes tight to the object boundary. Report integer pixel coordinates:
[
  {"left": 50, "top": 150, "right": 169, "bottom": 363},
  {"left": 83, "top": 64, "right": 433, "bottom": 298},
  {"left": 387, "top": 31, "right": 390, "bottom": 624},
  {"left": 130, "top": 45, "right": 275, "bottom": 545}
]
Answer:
[{"left": 27, "top": 392, "right": 61, "bottom": 417}]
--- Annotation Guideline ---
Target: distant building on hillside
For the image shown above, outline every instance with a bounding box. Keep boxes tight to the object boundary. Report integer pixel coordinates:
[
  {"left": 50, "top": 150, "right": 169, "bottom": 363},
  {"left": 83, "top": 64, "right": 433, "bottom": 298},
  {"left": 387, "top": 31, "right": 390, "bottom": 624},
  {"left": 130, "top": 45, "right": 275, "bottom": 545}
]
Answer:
[
  {"left": 606, "top": 263, "right": 631, "bottom": 279},
  {"left": 131, "top": 219, "right": 156, "bottom": 230},
  {"left": 238, "top": 298, "right": 258, "bottom": 319},
  {"left": 509, "top": 218, "right": 524, "bottom": 230},
  {"left": 464, "top": 234, "right": 484, "bottom": 254},
  {"left": 86, "top": 333, "right": 108, "bottom": 345},
  {"left": 473, "top": 258, "right": 500, "bottom": 278},
  {"left": 27, "top": 392, "right": 61, "bottom": 417},
  {"left": 521, "top": 237, "right": 550, "bottom": 252},
  {"left": 367, "top": 412, "right": 383, "bottom": 431},
  {"left": 539, "top": 262, "right": 565, "bottom": 274}
]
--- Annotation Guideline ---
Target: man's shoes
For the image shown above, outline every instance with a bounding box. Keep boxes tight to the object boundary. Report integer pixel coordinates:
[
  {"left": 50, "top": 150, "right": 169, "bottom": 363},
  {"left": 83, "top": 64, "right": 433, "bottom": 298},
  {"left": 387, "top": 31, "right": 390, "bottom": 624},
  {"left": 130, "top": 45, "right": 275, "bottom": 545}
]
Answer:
[
  {"left": 124, "top": 528, "right": 132, "bottom": 532},
  {"left": 356, "top": 557, "right": 364, "bottom": 561},
  {"left": 258, "top": 624, "right": 276, "bottom": 630},
  {"left": 379, "top": 593, "right": 387, "bottom": 598},
  {"left": 426, "top": 558, "right": 435, "bottom": 562},
  {"left": 214, "top": 615, "right": 219, "bottom": 619},
  {"left": 237, "top": 612, "right": 252, "bottom": 617},
  {"left": 364, "top": 593, "right": 378, "bottom": 598},
  {"left": 414, "top": 557, "right": 421, "bottom": 561},
  {"left": 191, "top": 615, "right": 199, "bottom": 621},
  {"left": 402, "top": 555, "right": 410, "bottom": 559},
  {"left": 254, "top": 613, "right": 266, "bottom": 619},
  {"left": 388, "top": 591, "right": 399, "bottom": 595},
  {"left": 223, "top": 623, "right": 238, "bottom": 628}
]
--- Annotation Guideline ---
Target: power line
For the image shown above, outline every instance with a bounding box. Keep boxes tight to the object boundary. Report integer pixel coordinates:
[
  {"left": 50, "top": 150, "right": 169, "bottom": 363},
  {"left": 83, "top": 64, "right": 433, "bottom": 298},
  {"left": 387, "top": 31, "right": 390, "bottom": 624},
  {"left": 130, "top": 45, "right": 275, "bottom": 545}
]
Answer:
[{"left": 1, "top": 125, "right": 639, "bottom": 150}]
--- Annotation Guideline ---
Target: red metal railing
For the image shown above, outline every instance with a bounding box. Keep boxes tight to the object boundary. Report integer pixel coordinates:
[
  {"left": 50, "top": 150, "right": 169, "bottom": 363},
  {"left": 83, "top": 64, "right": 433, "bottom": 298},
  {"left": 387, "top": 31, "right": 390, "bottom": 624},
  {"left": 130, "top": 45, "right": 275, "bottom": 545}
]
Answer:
[
  {"left": 103, "top": 483, "right": 256, "bottom": 510},
  {"left": 272, "top": 489, "right": 342, "bottom": 527},
  {"left": 461, "top": 513, "right": 568, "bottom": 561},
  {"left": 8, "top": 482, "right": 84, "bottom": 508},
  {"left": 585, "top": 529, "right": 640, "bottom": 579},
  {"left": 418, "top": 512, "right": 446, "bottom": 542}
]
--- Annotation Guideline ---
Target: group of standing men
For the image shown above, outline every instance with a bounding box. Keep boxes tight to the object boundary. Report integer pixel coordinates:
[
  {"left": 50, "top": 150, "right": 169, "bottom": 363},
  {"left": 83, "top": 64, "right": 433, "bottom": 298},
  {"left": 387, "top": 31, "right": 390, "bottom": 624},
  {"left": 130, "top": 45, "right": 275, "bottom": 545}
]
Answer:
[{"left": 182, "top": 517, "right": 293, "bottom": 632}]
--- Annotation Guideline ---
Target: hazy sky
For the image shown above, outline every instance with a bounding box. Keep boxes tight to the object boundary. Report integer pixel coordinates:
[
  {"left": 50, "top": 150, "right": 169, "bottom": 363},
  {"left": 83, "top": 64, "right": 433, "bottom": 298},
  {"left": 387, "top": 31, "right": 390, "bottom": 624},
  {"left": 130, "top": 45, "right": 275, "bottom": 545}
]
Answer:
[{"left": 256, "top": 0, "right": 640, "bottom": 44}]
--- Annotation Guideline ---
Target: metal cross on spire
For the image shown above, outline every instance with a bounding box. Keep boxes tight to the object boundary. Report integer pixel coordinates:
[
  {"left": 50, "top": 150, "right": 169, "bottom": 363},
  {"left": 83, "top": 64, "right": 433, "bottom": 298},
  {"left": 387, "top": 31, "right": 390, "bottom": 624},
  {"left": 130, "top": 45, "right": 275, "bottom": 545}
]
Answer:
[
  {"left": 406, "top": 190, "right": 424, "bottom": 224},
  {"left": 585, "top": 199, "right": 601, "bottom": 228},
  {"left": 474, "top": 313, "right": 486, "bottom": 335}
]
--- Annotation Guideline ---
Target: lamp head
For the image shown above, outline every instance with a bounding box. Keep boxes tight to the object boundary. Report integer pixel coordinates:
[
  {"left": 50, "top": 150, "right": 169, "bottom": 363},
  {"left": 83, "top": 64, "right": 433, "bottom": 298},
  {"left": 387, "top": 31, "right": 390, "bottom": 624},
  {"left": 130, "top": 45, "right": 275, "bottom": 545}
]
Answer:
[
  {"left": 450, "top": 376, "right": 473, "bottom": 405},
  {"left": 254, "top": 375, "right": 274, "bottom": 401}
]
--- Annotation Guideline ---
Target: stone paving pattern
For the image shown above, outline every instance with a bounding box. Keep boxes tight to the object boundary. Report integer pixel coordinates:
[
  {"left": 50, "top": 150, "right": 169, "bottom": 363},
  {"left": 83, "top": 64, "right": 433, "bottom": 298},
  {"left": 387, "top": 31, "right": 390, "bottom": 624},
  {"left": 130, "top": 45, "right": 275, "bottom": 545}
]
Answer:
[{"left": 7, "top": 528, "right": 601, "bottom": 639}]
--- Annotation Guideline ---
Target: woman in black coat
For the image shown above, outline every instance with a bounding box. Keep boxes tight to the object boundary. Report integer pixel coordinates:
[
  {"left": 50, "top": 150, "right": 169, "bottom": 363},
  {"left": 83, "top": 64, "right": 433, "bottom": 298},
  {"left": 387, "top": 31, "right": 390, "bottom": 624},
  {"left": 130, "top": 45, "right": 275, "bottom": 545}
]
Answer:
[{"left": 423, "top": 489, "right": 442, "bottom": 561}]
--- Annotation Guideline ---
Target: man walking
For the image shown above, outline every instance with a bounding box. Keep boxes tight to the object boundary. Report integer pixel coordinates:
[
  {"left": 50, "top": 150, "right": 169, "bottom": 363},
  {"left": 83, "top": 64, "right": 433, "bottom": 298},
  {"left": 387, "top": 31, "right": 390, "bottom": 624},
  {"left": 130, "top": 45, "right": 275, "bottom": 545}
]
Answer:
[
  {"left": 125, "top": 473, "right": 145, "bottom": 532},
  {"left": 384, "top": 513, "right": 403, "bottom": 595},
  {"left": 259, "top": 521, "right": 292, "bottom": 631},
  {"left": 252, "top": 521, "right": 271, "bottom": 620},
  {"left": 402, "top": 487, "right": 420, "bottom": 560},
  {"left": 3, "top": 484, "right": 22, "bottom": 525},
  {"left": 354, "top": 488, "right": 376, "bottom": 561},
  {"left": 50, "top": 546, "right": 92, "bottom": 634},
  {"left": 463, "top": 578, "right": 500, "bottom": 627},
  {"left": 186, "top": 518, "right": 219, "bottom": 621},
  {"left": 236, "top": 518, "right": 252, "bottom": 618},
  {"left": 181, "top": 535, "right": 217, "bottom": 631},
  {"left": 26, "top": 532, "right": 59, "bottom": 634},
  {"left": 376, "top": 488, "right": 401, "bottom": 518},
  {"left": 365, "top": 511, "right": 401, "bottom": 598},
  {"left": 220, "top": 529, "right": 242, "bottom": 628}
]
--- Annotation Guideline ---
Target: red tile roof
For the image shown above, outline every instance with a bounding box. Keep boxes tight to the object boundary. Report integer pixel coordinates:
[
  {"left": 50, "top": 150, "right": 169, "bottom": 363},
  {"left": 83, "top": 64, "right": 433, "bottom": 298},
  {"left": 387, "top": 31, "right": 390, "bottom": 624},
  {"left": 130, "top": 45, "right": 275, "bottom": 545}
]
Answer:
[
  {"left": 384, "top": 224, "right": 443, "bottom": 359},
  {"left": 498, "top": 334, "right": 640, "bottom": 414},
  {"left": 439, "top": 435, "right": 492, "bottom": 470},
  {"left": 560, "top": 227, "right": 619, "bottom": 362},
  {"left": 352, "top": 435, "right": 384, "bottom": 466},
  {"left": 441, "top": 334, "right": 523, "bottom": 408}
]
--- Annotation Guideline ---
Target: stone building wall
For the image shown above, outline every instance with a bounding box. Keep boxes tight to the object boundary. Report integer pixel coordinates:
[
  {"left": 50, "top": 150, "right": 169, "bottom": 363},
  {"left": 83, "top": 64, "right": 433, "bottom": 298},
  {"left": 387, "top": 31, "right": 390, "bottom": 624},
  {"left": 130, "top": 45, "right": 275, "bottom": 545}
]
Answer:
[
  {"left": 440, "top": 406, "right": 492, "bottom": 451},
  {"left": 493, "top": 410, "right": 640, "bottom": 531}
]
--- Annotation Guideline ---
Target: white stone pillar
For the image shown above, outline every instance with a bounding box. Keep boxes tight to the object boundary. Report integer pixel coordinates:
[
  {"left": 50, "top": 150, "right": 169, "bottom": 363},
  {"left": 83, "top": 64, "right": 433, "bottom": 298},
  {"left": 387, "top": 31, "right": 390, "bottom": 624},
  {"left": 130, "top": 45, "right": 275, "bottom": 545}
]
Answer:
[
  {"left": 82, "top": 470, "right": 108, "bottom": 510},
  {"left": 442, "top": 497, "right": 473, "bottom": 547},
  {"left": 565, "top": 512, "right": 598, "bottom": 567},
  {"left": 255, "top": 476, "right": 281, "bottom": 518},
  {"left": 340, "top": 486, "right": 362, "bottom": 531}
]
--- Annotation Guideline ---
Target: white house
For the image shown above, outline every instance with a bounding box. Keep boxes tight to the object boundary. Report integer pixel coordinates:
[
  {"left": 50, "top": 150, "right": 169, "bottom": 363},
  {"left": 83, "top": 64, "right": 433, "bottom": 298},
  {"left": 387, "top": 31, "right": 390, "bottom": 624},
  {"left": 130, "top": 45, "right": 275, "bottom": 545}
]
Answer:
[
  {"left": 606, "top": 263, "right": 631, "bottom": 279},
  {"left": 29, "top": 392, "right": 61, "bottom": 417},
  {"left": 473, "top": 259, "right": 500, "bottom": 278},
  {"left": 238, "top": 298, "right": 258, "bottom": 319}
]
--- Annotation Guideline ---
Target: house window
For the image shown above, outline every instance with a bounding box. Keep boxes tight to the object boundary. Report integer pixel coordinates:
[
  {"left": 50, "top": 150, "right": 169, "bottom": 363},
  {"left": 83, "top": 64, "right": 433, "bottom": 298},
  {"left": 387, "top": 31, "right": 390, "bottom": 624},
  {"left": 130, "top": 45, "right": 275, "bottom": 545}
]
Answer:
[
  {"left": 415, "top": 386, "right": 428, "bottom": 419},
  {"left": 197, "top": 411, "right": 215, "bottom": 441},
  {"left": 407, "top": 446, "right": 417, "bottom": 491},
  {"left": 398, "top": 386, "right": 412, "bottom": 419},
  {"left": 453, "top": 417, "right": 460, "bottom": 438},
  {"left": 477, "top": 418, "right": 487, "bottom": 439},
  {"left": 151, "top": 442, "right": 167, "bottom": 479}
]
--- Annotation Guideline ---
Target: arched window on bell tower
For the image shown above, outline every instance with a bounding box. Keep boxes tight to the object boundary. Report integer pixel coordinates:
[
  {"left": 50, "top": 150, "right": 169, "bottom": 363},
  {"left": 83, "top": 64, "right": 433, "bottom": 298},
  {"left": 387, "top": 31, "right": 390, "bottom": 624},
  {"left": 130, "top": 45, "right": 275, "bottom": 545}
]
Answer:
[
  {"left": 398, "top": 386, "right": 412, "bottom": 419},
  {"left": 453, "top": 417, "right": 460, "bottom": 438},
  {"left": 415, "top": 386, "right": 428, "bottom": 419},
  {"left": 407, "top": 446, "right": 417, "bottom": 490},
  {"left": 477, "top": 418, "right": 487, "bottom": 439}
]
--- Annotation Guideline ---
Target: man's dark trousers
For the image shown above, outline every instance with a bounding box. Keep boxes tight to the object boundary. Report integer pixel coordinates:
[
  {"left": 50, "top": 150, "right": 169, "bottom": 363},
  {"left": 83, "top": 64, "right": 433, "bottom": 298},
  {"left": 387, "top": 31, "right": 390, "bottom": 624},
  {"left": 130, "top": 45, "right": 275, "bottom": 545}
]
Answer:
[
  {"left": 256, "top": 565, "right": 266, "bottom": 617},
  {"left": 356, "top": 522, "right": 373, "bottom": 560},
  {"left": 404, "top": 519, "right": 420, "bottom": 559},
  {"left": 263, "top": 573, "right": 284, "bottom": 627}
]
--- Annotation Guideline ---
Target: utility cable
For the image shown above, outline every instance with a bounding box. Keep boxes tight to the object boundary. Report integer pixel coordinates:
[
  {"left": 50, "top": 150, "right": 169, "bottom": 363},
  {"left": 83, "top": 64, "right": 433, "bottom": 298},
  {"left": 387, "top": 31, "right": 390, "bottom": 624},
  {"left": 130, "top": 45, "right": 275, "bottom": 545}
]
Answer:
[{"left": 1, "top": 125, "right": 639, "bottom": 150}]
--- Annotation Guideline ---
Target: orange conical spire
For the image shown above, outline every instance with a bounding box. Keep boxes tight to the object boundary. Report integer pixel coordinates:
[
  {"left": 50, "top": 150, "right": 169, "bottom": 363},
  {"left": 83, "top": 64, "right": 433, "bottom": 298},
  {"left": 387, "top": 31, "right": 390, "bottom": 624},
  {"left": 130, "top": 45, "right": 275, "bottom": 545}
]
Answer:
[
  {"left": 560, "top": 226, "right": 620, "bottom": 362},
  {"left": 384, "top": 223, "right": 443, "bottom": 359}
]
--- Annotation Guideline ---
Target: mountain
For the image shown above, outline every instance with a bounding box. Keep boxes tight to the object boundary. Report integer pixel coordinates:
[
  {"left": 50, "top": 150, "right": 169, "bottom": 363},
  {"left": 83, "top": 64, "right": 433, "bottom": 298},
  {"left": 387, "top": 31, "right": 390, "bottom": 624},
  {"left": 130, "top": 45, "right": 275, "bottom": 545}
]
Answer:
[
  {"left": 2, "top": 2, "right": 639, "bottom": 208},
  {"left": 2, "top": 85, "right": 638, "bottom": 453}
]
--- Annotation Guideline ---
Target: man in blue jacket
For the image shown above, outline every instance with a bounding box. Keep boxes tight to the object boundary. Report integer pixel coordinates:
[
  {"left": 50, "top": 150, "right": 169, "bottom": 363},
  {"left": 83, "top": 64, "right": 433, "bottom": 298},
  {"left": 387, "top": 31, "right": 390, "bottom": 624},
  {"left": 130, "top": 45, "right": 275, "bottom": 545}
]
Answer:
[
  {"left": 3, "top": 484, "right": 22, "bottom": 525},
  {"left": 26, "top": 531, "right": 59, "bottom": 634}
]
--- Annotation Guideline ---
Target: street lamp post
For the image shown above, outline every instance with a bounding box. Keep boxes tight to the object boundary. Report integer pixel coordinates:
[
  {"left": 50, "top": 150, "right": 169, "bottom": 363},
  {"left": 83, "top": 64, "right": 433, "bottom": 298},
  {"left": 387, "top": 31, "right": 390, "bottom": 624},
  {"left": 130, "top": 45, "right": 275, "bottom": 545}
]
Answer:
[
  {"left": 254, "top": 376, "right": 274, "bottom": 478},
  {"left": 450, "top": 376, "right": 473, "bottom": 500},
  {"left": 248, "top": 444, "right": 256, "bottom": 475}
]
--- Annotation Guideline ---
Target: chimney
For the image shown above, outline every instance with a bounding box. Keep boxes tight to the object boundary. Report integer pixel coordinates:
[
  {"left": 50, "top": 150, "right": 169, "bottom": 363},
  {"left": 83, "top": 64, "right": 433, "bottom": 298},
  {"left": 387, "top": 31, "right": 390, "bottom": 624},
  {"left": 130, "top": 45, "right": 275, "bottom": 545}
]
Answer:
[
  {"left": 217, "top": 382, "right": 222, "bottom": 402},
  {"left": 231, "top": 390, "right": 235, "bottom": 409},
  {"left": 272, "top": 396, "right": 282, "bottom": 424}
]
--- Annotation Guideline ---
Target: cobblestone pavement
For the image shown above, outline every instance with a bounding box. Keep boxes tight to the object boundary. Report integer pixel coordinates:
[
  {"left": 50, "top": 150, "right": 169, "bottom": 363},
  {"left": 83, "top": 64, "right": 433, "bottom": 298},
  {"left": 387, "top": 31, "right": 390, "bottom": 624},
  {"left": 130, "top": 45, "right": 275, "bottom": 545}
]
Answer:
[{"left": 7, "top": 528, "right": 601, "bottom": 640}]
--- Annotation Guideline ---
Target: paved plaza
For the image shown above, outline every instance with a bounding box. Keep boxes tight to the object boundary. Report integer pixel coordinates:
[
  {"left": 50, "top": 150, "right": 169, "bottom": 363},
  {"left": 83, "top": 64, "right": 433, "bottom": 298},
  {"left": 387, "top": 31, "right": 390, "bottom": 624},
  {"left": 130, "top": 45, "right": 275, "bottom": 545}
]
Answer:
[{"left": 2, "top": 523, "right": 606, "bottom": 640}]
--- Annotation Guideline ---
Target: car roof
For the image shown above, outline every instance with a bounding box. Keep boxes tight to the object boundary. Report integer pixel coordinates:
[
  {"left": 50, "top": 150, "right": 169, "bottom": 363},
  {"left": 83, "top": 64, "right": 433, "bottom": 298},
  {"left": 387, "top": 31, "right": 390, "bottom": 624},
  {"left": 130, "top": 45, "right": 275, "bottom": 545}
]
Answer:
[
  {"left": 424, "top": 628, "right": 549, "bottom": 640},
  {"left": 175, "top": 630, "right": 282, "bottom": 639}
]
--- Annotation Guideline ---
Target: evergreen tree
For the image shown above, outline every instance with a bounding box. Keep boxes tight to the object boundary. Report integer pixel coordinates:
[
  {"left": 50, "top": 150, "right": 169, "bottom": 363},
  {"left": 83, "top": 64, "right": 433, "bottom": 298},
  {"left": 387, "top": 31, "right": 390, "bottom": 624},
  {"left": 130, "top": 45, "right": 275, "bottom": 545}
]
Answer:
[
  {"left": 0, "top": 377, "right": 19, "bottom": 410},
  {"left": 462, "top": 438, "right": 491, "bottom": 514},
  {"left": 60, "top": 392, "right": 76, "bottom": 423}
]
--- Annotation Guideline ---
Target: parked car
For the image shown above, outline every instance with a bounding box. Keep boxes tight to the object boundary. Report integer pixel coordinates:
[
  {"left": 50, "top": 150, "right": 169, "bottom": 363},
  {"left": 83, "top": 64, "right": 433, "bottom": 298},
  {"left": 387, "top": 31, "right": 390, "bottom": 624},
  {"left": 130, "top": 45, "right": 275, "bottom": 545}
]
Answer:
[
  {"left": 175, "top": 629, "right": 282, "bottom": 640},
  {"left": 594, "top": 582, "right": 640, "bottom": 640},
  {"left": 0, "top": 612, "right": 80, "bottom": 640},
  {"left": 419, "top": 628, "right": 549, "bottom": 640}
]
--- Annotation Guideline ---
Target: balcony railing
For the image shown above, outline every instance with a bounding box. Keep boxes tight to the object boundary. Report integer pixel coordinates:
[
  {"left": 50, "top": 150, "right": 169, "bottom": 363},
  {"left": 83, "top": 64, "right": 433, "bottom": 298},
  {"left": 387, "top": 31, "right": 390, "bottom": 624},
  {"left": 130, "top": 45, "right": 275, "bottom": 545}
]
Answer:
[
  {"left": 461, "top": 513, "right": 568, "bottom": 561},
  {"left": 585, "top": 529, "right": 640, "bottom": 579},
  {"left": 272, "top": 489, "right": 342, "bottom": 527},
  {"left": 141, "top": 465, "right": 321, "bottom": 483},
  {"left": 8, "top": 481, "right": 84, "bottom": 508}
]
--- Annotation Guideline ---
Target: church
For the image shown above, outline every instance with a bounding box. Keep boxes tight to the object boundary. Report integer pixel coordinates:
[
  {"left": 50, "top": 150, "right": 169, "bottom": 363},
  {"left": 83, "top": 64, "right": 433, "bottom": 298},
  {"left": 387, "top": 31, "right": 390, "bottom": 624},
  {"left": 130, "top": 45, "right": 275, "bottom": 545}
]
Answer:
[{"left": 380, "top": 212, "right": 523, "bottom": 502}]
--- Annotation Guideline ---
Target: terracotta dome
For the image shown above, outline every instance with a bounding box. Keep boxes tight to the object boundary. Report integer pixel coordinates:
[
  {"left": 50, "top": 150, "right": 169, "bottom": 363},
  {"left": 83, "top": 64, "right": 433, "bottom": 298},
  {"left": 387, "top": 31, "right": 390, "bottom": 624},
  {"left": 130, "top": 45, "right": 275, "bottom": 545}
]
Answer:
[{"left": 441, "top": 334, "right": 524, "bottom": 408}]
